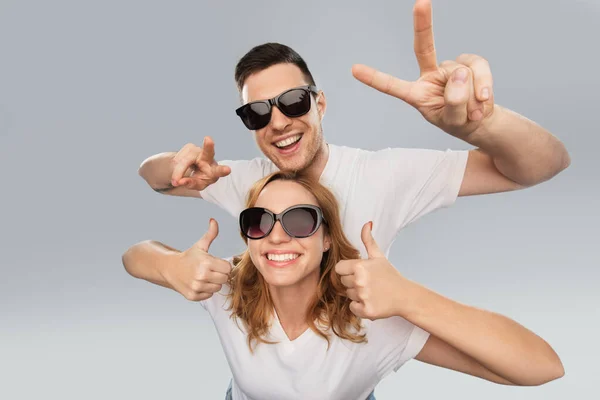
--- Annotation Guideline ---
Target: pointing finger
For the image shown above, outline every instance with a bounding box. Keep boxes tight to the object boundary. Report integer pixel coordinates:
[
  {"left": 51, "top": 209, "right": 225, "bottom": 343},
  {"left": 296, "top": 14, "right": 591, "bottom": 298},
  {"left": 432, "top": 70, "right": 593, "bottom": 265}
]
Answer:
[{"left": 352, "top": 64, "right": 415, "bottom": 106}]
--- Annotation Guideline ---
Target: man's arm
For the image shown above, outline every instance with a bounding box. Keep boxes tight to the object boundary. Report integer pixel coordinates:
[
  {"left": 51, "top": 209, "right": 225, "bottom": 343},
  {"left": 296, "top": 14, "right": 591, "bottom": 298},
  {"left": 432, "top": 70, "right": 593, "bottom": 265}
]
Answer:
[
  {"left": 458, "top": 104, "right": 570, "bottom": 197},
  {"left": 351, "top": 0, "right": 570, "bottom": 198},
  {"left": 137, "top": 137, "right": 231, "bottom": 198},
  {"left": 138, "top": 151, "right": 201, "bottom": 198}
]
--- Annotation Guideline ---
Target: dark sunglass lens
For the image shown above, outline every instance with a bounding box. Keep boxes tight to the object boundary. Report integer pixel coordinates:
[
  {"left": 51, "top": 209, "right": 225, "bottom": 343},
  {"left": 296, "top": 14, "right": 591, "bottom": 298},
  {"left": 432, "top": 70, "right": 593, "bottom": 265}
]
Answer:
[
  {"left": 241, "top": 102, "right": 271, "bottom": 130},
  {"left": 279, "top": 89, "right": 311, "bottom": 117},
  {"left": 241, "top": 209, "right": 273, "bottom": 238},
  {"left": 282, "top": 207, "right": 319, "bottom": 237}
]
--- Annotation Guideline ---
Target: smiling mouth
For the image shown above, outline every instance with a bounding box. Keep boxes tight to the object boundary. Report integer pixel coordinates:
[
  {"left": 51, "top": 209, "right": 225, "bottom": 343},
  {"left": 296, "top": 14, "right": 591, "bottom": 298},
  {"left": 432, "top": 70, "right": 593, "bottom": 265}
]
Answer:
[
  {"left": 274, "top": 134, "right": 302, "bottom": 150},
  {"left": 264, "top": 253, "right": 302, "bottom": 267}
]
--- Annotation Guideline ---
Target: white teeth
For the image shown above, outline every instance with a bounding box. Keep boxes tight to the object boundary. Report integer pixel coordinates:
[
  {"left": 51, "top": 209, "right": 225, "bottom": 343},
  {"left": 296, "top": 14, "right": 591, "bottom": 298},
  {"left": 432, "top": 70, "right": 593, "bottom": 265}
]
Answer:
[
  {"left": 267, "top": 253, "right": 299, "bottom": 262},
  {"left": 275, "top": 135, "right": 301, "bottom": 148}
]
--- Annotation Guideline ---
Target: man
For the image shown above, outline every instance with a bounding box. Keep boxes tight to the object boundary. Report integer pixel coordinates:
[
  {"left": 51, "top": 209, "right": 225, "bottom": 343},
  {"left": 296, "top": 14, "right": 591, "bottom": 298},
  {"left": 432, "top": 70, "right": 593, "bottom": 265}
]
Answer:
[{"left": 124, "top": 0, "right": 569, "bottom": 301}]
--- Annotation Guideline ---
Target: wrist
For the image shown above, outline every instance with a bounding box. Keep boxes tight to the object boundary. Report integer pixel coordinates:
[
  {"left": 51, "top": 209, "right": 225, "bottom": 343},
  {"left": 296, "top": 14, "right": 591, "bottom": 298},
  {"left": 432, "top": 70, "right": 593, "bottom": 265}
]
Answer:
[
  {"left": 391, "top": 276, "right": 424, "bottom": 319},
  {"left": 158, "top": 250, "right": 180, "bottom": 288},
  {"left": 465, "top": 103, "right": 504, "bottom": 148}
]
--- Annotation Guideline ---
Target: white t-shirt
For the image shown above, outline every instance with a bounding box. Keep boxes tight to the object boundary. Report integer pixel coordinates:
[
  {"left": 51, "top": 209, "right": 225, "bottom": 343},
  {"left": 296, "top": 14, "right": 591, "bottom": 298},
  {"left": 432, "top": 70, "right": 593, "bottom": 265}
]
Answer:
[
  {"left": 200, "top": 143, "right": 469, "bottom": 258},
  {"left": 201, "top": 284, "right": 431, "bottom": 400}
]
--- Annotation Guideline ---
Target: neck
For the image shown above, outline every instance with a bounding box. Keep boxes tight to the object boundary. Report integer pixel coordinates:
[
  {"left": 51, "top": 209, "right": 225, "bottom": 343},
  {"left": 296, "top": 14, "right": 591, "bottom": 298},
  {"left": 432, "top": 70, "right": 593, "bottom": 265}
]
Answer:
[
  {"left": 268, "top": 271, "right": 319, "bottom": 332},
  {"left": 302, "top": 140, "right": 329, "bottom": 181}
]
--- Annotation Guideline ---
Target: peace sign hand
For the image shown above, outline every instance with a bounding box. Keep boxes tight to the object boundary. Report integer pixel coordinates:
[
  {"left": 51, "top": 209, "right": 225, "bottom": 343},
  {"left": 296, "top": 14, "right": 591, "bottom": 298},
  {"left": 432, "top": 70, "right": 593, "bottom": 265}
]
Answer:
[{"left": 352, "top": 0, "right": 495, "bottom": 139}]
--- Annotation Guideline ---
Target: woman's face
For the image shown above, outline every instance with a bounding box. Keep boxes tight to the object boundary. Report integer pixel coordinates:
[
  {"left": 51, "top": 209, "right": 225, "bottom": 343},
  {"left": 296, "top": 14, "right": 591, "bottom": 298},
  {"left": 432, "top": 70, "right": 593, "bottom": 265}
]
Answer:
[{"left": 247, "top": 180, "right": 331, "bottom": 289}]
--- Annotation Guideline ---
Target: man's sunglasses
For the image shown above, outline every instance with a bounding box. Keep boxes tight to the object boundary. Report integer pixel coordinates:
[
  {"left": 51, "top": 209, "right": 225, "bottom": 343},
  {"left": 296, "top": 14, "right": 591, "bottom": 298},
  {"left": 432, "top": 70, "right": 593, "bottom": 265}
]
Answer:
[
  {"left": 235, "top": 85, "right": 319, "bottom": 131},
  {"left": 239, "top": 204, "right": 325, "bottom": 240}
]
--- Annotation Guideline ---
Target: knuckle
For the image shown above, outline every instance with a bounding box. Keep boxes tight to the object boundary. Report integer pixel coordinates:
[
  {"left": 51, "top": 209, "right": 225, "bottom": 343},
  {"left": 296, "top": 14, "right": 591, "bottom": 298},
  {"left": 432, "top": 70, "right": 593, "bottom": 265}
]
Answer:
[
  {"left": 184, "top": 290, "right": 197, "bottom": 300},
  {"left": 191, "top": 281, "right": 205, "bottom": 293}
]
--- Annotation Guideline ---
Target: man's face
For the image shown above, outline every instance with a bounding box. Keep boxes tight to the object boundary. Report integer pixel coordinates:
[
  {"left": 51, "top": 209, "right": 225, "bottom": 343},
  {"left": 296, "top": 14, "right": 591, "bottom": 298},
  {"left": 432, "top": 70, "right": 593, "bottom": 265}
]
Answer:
[{"left": 241, "top": 63, "right": 326, "bottom": 172}]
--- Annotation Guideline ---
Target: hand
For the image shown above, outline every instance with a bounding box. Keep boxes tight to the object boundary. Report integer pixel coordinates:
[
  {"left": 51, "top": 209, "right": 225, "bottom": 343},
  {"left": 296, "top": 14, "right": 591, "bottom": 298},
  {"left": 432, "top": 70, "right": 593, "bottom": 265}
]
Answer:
[
  {"left": 164, "top": 219, "right": 232, "bottom": 301},
  {"left": 351, "top": 0, "right": 495, "bottom": 139},
  {"left": 335, "top": 222, "right": 406, "bottom": 320},
  {"left": 170, "top": 136, "right": 231, "bottom": 191}
]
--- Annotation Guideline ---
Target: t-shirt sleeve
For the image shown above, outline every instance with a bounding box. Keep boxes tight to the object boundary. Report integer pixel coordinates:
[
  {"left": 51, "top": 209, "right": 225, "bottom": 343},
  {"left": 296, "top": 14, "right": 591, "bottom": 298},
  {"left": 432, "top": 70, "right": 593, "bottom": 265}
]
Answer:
[
  {"left": 368, "top": 316, "right": 431, "bottom": 379},
  {"left": 199, "top": 158, "right": 276, "bottom": 218},
  {"left": 358, "top": 147, "right": 468, "bottom": 234}
]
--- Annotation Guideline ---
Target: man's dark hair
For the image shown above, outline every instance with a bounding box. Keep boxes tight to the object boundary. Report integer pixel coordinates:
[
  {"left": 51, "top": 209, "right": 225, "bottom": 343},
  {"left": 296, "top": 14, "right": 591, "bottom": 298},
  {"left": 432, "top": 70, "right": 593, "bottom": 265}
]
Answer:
[{"left": 234, "top": 43, "right": 316, "bottom": 92}]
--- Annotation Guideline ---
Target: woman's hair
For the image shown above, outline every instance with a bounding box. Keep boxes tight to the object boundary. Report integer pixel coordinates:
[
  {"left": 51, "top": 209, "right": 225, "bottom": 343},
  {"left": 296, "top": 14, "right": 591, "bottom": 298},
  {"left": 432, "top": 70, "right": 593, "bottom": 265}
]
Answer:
[{"left": 225, "top": 171, "right": 367, "bottom": 352}]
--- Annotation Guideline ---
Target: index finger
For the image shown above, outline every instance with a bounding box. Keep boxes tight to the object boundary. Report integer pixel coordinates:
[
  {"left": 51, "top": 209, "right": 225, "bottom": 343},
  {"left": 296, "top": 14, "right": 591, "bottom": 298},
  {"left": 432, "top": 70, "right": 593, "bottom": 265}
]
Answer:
[
  {"left": 210, "top": 258, "right": 232, "bottom": 275},
  {"left": 413, "top": 0, "right": 438, "bottom": 76},
  {"left": 334, "top": 260, "right": 356, "bottom": 277}
]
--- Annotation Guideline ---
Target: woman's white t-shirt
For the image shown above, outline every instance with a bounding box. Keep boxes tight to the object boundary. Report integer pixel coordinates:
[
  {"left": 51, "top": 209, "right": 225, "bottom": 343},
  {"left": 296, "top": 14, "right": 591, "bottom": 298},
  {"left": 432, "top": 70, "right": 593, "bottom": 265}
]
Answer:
[{"left": 201, "top": 284, "right": 430, "bottom": 400}]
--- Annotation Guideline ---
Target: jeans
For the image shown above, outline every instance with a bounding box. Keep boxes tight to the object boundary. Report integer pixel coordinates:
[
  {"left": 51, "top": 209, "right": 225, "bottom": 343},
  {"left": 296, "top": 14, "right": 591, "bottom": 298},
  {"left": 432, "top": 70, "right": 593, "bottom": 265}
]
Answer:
[{"left": 225, "top": 379, "right": 376, "bottom": 400}]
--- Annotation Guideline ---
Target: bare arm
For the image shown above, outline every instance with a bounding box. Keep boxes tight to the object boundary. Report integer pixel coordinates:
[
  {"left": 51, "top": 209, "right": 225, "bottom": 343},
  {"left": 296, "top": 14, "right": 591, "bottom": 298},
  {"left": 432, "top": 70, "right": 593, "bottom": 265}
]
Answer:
[
  {"left": 122, "top": 220, "right": 232, "bottom": 301},
  {"left": 138, "top": 152, "right": 201, "bottom": 197},
  {"left": 458, "top": 104, "right": 570, "bottom": 197},
  {"left": 122, "top": 240, "right": 179, "bottom": 289},
  {"left": 137, "top": 137, "right": 230, "bottom": 198},
  {"left": 399, "top": 280, "right": 565, "bottom": 386},
  {"left": 337, "top": 223, "right": 564, "bottom": 387}
]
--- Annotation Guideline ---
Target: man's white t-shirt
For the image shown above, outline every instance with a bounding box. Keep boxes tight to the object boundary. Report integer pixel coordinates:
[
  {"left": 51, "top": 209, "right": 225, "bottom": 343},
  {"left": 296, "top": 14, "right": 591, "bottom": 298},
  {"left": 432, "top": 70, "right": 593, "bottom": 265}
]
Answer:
[
  {"left": 198, "top": 143, "right": 468, "bottom": 398},
  {"left": 200, "top": 143, "right": 469, "bottom": 258}
]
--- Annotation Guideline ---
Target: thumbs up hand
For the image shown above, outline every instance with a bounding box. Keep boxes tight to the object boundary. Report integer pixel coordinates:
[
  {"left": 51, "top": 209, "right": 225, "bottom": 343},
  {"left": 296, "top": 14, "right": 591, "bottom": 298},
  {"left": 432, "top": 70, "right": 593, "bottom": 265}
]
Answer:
[
  {"left": 334, "top": 222, "right": 407, "bottom": 320},
  {"left": 164, "top": 218, "right": 232, "bottom": 301}
]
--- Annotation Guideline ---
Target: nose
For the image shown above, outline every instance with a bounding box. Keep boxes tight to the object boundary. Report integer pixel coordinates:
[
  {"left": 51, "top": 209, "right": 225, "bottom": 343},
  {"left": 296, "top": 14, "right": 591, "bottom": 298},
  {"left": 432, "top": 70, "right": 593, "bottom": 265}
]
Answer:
[
  {"left": 268, "top": 220, "right": 291, "bottom": 244},
  {"left": 269, "top": 105, "right": 292, "bottom": 131}
]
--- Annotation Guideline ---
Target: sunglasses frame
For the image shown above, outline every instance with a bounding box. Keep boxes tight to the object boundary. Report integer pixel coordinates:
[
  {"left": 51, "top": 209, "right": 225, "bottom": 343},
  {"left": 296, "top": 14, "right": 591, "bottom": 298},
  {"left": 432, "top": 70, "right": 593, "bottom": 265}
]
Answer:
[
  {"left": 239, "top": 204, "right": 326, "bottom": 240},
  {"left": 235, "top": 85, "right": 319, "bottom": 130}
]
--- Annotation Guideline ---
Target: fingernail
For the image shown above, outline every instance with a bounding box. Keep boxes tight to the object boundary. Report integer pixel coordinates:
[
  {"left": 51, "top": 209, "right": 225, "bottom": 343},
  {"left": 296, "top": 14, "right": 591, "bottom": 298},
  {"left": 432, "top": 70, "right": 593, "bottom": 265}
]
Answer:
[
  {"left": 481, "top": 87, "right": 489, "bottom": 100},
  {"left": 369, "top": 221, "right": 373, "bottom": 230},
  {"left": 453, "top": 68, "right": 468, "bottom": 83}
]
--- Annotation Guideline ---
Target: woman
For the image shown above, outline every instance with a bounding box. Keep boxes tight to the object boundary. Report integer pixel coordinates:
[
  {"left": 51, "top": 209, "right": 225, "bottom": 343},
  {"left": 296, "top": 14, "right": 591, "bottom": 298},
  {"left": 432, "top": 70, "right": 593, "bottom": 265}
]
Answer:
[{"left": 123, "top": 171, "right": 564, "bottom": 400}]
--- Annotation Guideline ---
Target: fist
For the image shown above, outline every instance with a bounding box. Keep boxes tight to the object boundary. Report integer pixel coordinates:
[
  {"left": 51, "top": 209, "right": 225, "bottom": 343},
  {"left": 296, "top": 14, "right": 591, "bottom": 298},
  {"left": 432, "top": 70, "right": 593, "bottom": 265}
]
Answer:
[
  {"left": 165, "top": 219, "right": 232, "bottom": 301},
  {"left": 335, "top": 222, "right": 405, "bottom": 320}
]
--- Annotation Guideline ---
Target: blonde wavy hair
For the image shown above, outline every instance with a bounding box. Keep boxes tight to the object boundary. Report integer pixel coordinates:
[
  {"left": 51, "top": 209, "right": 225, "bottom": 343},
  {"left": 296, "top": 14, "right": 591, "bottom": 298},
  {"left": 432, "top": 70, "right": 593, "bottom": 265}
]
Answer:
[{"left": 225, "top": 171, "right": 367, "bottom": 353}]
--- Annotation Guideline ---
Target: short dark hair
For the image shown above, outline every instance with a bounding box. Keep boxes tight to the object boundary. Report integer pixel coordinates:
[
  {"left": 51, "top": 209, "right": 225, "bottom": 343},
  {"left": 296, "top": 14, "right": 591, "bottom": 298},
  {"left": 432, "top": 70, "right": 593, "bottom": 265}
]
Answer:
[{"left": 234, "top": 43, "right": 317, "bottom": 92}]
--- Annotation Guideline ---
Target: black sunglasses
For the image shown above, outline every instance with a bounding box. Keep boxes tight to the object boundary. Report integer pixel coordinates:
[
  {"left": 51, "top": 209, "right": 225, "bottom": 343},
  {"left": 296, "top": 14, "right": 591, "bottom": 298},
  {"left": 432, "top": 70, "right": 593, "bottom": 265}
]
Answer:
[
  {"left": 239, "top": 204, "right": 326, "bottom": 240},
  {"left": 235, "top": 85, "right": 319, "bottom": 130}
]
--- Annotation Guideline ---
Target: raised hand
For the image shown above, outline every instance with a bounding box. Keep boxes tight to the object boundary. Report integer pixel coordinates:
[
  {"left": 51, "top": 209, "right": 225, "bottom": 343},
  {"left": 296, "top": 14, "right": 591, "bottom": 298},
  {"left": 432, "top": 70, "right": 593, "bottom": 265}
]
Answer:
[
  {"left": 164, "top": 219, "right": 232, "bottom": 301},
  {"left": 335, "top": 222, "right": 407, "bottom": 320},
  {"left": 351, "top": 0, "right": 495, "bottom": 139},
  {"left": 170, "top": 136, "right": 231, "bottom": 191}
]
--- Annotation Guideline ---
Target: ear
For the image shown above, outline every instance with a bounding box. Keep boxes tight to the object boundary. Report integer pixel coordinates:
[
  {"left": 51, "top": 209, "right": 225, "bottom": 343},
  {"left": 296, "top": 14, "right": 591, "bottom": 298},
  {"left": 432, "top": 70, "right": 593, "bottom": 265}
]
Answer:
[
  {"left": 323, "top": 233, "right": 332, "bottom": 252},
  {"left": 316, "top": 90, "right": 327, "bottom": 121}
]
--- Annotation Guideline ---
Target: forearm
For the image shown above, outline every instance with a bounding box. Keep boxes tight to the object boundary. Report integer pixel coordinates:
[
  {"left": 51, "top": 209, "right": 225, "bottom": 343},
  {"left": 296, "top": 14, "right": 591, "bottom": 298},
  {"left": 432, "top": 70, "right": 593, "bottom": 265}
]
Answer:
[
  {"left": 397, "top": 279, "right": 564, "bottom": 386},
  {"left": 138, "top": 152, "right": 194, "bottom": 190},
  {"left": 122, "top": 240, "right": 180, "bottom": 290},
  {"left": 465, "top": 104, "right": 570, "bottom": 186}
]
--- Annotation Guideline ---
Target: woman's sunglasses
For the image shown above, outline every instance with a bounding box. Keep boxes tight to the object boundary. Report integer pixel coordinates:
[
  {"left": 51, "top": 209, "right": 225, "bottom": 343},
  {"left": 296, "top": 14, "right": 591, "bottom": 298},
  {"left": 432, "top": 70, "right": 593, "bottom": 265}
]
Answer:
[
  {"left": 235, "top": 85, "right": 319, "bottom": 131},
  {"left": 239, "top": 204, "right": 325, "bottom": 240}
]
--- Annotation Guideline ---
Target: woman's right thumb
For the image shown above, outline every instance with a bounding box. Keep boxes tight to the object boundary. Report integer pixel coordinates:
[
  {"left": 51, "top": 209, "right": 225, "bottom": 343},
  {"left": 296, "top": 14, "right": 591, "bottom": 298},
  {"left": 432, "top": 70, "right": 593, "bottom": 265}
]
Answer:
[{"left": 195, "top": 218, "right": 219, "bottom": 252}]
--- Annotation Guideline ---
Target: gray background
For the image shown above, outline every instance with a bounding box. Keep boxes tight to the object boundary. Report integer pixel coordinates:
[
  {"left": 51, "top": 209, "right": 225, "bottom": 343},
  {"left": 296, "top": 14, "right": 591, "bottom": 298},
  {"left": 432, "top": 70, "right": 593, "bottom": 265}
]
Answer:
[{"left": 1, "top": 0, "right": 598, "bottom": 398}]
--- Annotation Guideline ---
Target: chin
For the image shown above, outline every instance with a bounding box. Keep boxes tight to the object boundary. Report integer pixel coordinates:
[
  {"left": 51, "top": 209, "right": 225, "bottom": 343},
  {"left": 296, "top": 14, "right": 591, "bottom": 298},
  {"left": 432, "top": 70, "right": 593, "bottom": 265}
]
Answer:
[{"left": 264, "top": 276, "right": 300, "bottom": 288}]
